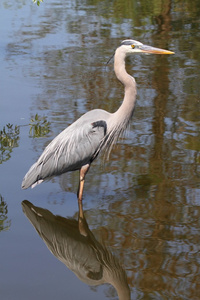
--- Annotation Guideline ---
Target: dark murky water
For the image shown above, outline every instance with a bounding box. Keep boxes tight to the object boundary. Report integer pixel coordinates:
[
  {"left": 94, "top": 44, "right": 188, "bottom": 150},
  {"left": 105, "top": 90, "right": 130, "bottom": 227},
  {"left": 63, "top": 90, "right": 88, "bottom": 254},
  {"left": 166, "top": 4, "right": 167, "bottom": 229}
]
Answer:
[{"left": 1, "top": 0, "right": 200, "bottom": 299}]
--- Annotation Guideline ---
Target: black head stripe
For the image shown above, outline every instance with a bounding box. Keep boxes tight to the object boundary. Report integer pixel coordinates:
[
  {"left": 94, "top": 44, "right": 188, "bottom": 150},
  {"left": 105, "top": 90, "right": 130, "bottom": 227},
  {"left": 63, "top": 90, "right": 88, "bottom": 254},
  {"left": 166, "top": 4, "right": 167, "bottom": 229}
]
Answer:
[{"left": 120, "top": 40, "right": 135, "bottom": 46}]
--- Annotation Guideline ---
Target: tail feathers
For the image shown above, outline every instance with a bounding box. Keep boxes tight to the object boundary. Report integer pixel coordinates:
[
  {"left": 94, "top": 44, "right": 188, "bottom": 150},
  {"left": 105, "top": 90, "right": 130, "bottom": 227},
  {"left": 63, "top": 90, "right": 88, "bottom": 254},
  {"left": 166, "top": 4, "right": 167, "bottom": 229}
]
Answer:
[{"left": 21, "top": 162, "right": 43, "bottom": 189}]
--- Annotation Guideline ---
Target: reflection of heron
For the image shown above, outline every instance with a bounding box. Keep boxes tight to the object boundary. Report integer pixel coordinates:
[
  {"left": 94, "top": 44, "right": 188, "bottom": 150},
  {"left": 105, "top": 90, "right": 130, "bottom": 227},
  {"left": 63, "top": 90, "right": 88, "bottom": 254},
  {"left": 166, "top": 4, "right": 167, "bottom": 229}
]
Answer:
[
  {"left": 22, "top": 200, "right": 131, "bottom": 299},
  {"left": 22, "top": 40, "right": 174, "bottom": 202}
]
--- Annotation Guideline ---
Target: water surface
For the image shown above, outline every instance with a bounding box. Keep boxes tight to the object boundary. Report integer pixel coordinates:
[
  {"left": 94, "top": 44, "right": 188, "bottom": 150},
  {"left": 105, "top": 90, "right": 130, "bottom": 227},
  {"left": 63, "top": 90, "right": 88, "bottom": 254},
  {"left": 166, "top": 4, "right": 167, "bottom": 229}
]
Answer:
[{"left": 1, "top": 0, "right": 200, "bottom": 299}]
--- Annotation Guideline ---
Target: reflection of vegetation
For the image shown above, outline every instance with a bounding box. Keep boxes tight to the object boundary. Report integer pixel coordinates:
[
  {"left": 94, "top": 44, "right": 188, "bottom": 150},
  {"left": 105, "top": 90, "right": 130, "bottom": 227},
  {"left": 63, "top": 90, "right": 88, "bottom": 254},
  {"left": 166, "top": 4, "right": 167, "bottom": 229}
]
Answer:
[
  {"left": 0, "top": 124, "right": 20, "bottom": 164},
  {"left": 0, "top": 195, "right": 11, "bottom": 232},
  {"left": 33, "top": 0, "right": 43, "bottom": 6},
  {"left": 29, "top": 114, "right": 50, "bottom": 138},
  {"left": 0, "top": 116, "right": 50, "bottom": 163}
]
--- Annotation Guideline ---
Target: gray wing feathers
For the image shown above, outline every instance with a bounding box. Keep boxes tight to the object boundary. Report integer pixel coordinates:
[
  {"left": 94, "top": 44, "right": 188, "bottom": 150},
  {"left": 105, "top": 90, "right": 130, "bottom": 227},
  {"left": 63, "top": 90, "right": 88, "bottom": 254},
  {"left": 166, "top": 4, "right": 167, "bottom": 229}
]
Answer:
[{"left": 21, "top": 117, "right": 107, "bottom": 189}]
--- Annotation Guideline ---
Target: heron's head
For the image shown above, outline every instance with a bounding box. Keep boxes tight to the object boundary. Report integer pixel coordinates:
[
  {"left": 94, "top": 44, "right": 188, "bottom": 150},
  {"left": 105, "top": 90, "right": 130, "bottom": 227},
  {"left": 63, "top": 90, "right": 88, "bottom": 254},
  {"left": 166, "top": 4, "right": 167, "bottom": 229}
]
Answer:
[{"left": 119, "top": 39, "right": 174, "bottom": 55}]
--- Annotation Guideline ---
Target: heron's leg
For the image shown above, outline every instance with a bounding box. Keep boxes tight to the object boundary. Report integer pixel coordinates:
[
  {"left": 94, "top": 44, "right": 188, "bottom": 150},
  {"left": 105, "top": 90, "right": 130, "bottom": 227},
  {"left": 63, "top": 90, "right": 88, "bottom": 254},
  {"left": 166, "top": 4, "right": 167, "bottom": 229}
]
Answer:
[
  {"left": 77, "top": 164, "right": 90, "bottom": 204},
  {"left": 77, "top": 166, "right": 91, "bottom": 236}
]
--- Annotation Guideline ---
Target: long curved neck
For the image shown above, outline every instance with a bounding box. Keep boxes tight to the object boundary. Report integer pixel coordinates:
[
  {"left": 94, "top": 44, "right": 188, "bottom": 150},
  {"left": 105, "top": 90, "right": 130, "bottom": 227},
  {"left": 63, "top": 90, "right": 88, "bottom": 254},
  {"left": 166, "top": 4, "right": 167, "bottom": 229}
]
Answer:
[
  {"left": 103, "top": 47, "right": 137, "bottom": 157},
  {"left": 113, "top": 47, "right": 137, "bottom": 121}
]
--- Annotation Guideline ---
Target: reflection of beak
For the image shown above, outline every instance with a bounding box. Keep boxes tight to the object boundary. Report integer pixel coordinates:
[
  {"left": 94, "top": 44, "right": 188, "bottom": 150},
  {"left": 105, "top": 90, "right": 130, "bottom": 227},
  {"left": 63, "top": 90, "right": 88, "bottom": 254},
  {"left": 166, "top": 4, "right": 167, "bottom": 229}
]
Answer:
[{"left": 140, "top": 44, "right": 174, "bottom": 54}]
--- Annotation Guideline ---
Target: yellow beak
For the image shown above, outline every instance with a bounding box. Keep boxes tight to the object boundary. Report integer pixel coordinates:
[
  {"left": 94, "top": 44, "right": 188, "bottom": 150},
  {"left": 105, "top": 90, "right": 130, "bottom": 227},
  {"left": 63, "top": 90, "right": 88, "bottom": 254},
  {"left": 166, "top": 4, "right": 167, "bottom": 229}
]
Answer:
[{"left": 140, "top": 44, "right": 174, "bottom": 54}]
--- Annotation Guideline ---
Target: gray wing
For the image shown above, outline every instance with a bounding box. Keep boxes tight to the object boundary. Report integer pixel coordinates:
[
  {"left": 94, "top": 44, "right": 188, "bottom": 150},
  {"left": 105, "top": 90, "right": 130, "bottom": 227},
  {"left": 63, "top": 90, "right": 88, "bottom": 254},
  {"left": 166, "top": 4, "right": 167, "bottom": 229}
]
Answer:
[{"left": 22, "top": 111, "right": 108, "bottom": 189}]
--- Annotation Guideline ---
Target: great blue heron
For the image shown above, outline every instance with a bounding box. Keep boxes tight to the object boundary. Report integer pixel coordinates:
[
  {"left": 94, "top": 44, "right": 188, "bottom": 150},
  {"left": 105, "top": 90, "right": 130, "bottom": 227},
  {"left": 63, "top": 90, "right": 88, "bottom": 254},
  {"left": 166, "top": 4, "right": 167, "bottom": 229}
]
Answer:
[{"left": 22, "top": 39, "right": 174, "bottom": 202}]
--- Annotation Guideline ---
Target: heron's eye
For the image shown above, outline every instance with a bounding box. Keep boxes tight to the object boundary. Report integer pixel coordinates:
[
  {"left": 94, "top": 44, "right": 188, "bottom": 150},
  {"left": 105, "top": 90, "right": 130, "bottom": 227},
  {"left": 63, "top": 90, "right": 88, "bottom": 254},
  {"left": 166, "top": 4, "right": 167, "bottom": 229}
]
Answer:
[{"left": 131, "top": 44, "right": 135, "bottom": 49}]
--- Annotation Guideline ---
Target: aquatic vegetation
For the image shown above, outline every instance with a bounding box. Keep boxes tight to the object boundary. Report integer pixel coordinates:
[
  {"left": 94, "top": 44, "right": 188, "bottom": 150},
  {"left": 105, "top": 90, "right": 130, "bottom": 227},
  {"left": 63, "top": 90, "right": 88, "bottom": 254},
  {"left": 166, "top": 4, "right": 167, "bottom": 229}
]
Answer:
[
  {"left": 0, "top": 124, "right": 20, "bottom": 164},
  {"left": 29, "top": 114, "right": 50, "bottom": 138}
]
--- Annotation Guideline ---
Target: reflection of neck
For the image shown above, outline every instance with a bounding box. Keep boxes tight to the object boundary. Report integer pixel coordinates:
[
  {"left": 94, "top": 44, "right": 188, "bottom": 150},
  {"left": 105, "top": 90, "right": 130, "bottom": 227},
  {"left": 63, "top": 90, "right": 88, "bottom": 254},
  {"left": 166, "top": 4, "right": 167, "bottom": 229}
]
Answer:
[
  {"left": 78, "top": 206, "right": 130, "bottom": 299},
  {"left": 112, "top": 278, "right": 131, "bottom": 300},
  {"left": 102, "top": 251, "right": 130, "bottom": 300}
]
